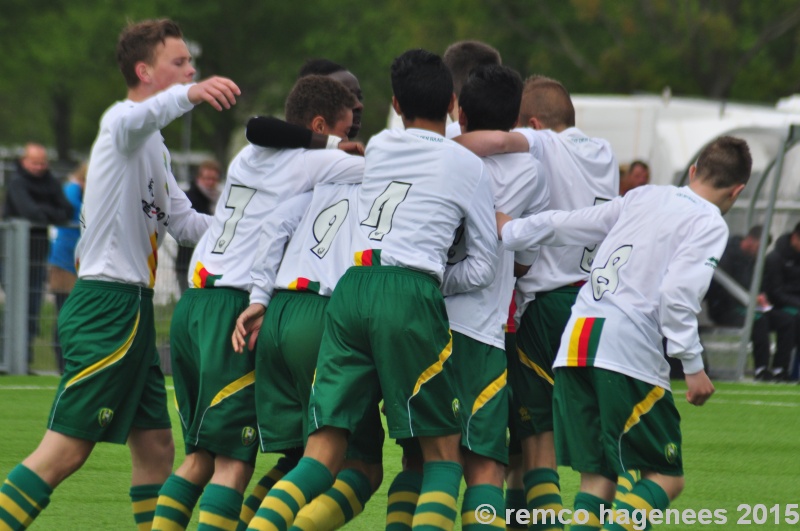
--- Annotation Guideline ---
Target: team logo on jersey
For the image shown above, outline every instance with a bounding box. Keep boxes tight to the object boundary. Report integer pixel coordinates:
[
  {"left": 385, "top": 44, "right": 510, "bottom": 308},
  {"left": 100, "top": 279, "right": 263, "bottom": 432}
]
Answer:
[
  {"left": 97, "top": 408, "right": 114, "bottom": 428},
  {"left": 704, "top": 257, "right": 719, "bottom": 269},
  {"left": 451, "top": 398, "right": 461, "bottom": 418},
  {"left": 242, "top": 426, "right": 257, "bottom": 446},
  {"left": 518, "top": 406, "right": 531, "bottom": 423},
  {"left": 664, "top": 442, "right": 679, "bottom": 464}
]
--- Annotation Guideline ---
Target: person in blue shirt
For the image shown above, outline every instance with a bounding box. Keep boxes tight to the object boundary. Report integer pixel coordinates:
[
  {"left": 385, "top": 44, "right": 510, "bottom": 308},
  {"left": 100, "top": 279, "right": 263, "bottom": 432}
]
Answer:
[{"left": 48, "top": 161, "right": 86, "bottom": 373}]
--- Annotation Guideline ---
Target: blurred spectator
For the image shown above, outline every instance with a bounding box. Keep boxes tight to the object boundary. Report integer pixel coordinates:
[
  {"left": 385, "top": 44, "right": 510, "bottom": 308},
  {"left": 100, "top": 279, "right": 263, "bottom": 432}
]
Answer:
[
  {"left": 3, "top": 143, "right": 73, "bottom": 366},
  {"left": 619, "top": 159, "right": 650, "bottom": 195},
  {"left": 175, "top": 160, "right": 221, "bottom": 293},
  {"left": 763, "top": 222, "right": 800, "bottom": 381},
  {"left": 706, "top": 225, "right": 794, "bottom": 381},
  {"left": 48, "top": 161, "right": 87, "bottom": 373}
]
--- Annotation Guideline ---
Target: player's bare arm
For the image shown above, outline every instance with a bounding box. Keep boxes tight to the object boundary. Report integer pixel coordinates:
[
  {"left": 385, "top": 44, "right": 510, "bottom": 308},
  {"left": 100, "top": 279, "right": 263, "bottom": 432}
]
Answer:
[
  {"left": 188, "top": 76, "right": 241, "bottom": 111},
  {"left": 454, "top": 131, "right": 529, "bottom": 157},
  {"left": 232, "top": 303, "right": 266, "bottom": 353}
]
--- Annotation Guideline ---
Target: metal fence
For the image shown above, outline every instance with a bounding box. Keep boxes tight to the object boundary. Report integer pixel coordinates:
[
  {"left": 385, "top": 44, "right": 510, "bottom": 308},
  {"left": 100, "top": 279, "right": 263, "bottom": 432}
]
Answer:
[{"left": 0, "top": 219, "right": 186, "bottom": 375}]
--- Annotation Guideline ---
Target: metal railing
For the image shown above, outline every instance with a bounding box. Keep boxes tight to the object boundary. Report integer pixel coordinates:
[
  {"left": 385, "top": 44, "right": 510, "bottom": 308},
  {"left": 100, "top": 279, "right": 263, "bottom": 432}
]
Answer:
[{"left": 0, "top": 220, "right": 186, "bottom": 375}]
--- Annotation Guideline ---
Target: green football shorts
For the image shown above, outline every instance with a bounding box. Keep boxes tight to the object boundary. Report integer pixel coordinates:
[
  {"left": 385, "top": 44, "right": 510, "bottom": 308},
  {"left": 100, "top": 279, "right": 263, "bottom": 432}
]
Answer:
[
  {"left": 170, "top": 287, "right": 258, "bottom": 463},
  {"left": 310, "top": 266, "right": 460, "bottom": 440},
  {"left": 512, "top": 286, "right": 580, "bottom": 437},
  {"left": 257, "top": 290, "right": 384, "bottom": 463},
  {"left": 553, "top": 367, "right": 683, "bottom": 479},
  {"left": 451, "top": 331, "right": 509, "bottom": 464},
  {"left": 48, "top": 280, "right": 170, "bottom": 444}
]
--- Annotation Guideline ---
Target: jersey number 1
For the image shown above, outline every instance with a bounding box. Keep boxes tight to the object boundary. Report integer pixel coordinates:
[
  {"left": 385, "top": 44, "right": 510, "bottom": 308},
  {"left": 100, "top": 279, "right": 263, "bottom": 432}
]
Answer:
[{"left": 361, "top": 181, "right": 411, "bottom": 241}]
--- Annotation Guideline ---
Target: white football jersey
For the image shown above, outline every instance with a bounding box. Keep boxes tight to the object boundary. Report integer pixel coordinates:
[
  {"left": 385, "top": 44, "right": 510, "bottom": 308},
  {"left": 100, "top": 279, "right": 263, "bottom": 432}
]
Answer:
[
  {"left": 513, "top": 127, "right": 619, "bottom": 311},
  {"left": 273, "top": 183, "right": 360, "bottom": 296},
  {"left": 77, "top": 84, "right": 210, "bottom": 288},
  {"left": 188, "top": 146, "right": 363, "bottom": 291},
  {"left": 502, "top": 185, "right": 728, "bottom": 388},
  {"left": 444, "top": 153, "right": 549, "bottom": 348},
  {"left": 351, "top": 128, "right": 496, "bottom": 285}
]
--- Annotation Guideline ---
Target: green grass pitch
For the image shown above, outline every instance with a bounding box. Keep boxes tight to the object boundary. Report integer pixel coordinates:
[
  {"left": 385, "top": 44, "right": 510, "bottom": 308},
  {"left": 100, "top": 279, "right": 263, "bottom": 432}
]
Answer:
[{"left": 1, "top": 376, "right": 799, "bottom": 530}]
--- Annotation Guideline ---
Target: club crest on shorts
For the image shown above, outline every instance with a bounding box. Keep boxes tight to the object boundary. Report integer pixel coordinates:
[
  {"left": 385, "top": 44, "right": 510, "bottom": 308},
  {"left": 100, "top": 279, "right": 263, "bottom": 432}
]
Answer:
[
  {"left": 451, "top": 398, "right": 461, "bottom": 418},
  {"left": 664, "top": 442, "right": 679, "bottom": 464},
  {"left": 242, "top": 426, "right": 257, "bottom": 446},
  {"left": 97, "top": 408, "right": 114, "bottom": 427}
]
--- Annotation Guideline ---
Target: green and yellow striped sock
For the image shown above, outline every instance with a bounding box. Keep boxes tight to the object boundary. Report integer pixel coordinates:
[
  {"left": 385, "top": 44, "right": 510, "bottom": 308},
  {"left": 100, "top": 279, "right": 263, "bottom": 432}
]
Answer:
[
  {"left": 0, "top": 464, "right": 51, "bottom": 530},
  {"left": 130, "top": 483, "right": 162, "bottom": 531},
  {"left": 198, "top": 484, "right": 244, "bottom": 531},
  {"left": 504, "top": 488, "right": 526, "bottom": 529},
  {"left": 523, "top": 468, "right": 563, "bottom": 530},
  {"left": 386, "top": 470, "right": 422, "bottom": 531},
  {"left": 411, "top": 461, "right": 462, "bottom": 530},
  {"left": 615, "top": 470, "right": 641, "bottom": 499},
  {"left": 247, "top": 457, "right": 333, "bottom": 531},
  {"left": 152, "top": 474, "right": 204, "bottom": 531},
  {"left": 571, "top": 492, "right": 606, "bottom": 530},
  {"left": 603, "top": 479, "right": 669, "bottom": 531},
  {"left": 238, "top": 457, "right": 297, "bottom": 530},
  {"left": 291, "top": 468, "right": 372, "bottom": 530},
  {"left": 461, "top": 484, "right": 505, "bottom": 530}
]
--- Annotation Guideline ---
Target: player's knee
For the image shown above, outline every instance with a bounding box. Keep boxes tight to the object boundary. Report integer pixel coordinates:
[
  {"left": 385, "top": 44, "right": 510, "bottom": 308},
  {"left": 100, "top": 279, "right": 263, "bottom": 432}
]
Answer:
[
  {"left": 462, "top": 452, "right": 504, "bottom": 487},
  {"left": 212, "top": 456, "right": 254, "bottom": 493}
]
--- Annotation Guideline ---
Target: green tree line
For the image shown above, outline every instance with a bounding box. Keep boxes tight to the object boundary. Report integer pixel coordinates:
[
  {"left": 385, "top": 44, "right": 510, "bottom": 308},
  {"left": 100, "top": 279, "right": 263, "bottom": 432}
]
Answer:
[{"left": 1, "top": 0, "right": 799, "bottom": 164}]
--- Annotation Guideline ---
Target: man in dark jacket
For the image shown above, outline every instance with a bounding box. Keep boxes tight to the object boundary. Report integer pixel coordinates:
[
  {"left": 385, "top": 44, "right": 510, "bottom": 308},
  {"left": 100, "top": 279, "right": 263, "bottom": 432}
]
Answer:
[
  {"left": 763, "top": 222, "right": 800, "bottom": 380},
  {"left": 175, "top": 159, "right": 221, "bottom": 292},
  {"left": 3, "top": 143, "right": 73, "bottom": 365},
  {"left": 706, "top": 226, "right": 794, "bottom": 381}
]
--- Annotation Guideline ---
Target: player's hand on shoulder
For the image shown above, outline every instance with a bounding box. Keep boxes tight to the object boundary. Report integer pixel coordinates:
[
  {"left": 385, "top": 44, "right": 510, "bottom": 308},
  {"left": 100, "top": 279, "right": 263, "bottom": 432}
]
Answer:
[
  {"left": 684, "top": 369, "right": 715, "bottom": 406},
  {"left": 339, "top": 141, "right": 365, "bottom": 156},
  {"left": 188, "top": 76, "right": 241, "bottom": 111}
]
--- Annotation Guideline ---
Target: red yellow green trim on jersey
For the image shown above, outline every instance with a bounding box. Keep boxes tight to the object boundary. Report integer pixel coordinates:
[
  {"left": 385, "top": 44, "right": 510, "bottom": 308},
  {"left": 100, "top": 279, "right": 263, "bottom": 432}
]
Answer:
[
  {"left": 566, "top": 317, "right": 605, "bottom": 367},
  {"left": 354, "top": 249, "right": 382, "bottom": 267},
  {"left": 287, "top": 277, "right": 321, "bottom": 293},
  {"left": 192, "top": 261, "right": 223, "bottom": 288}
]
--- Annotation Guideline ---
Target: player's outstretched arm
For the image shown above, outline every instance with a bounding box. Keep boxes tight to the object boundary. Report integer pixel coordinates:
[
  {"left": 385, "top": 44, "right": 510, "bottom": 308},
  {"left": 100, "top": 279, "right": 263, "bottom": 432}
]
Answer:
[
  {"left": 685, "top": 369, "right": 715, "bottom": 406},
  {"left": 188, "top": 76, "right": 241, "bottom": 111},
  {"left": 246, "top": 116, "right": 365, "bottom": 155},
  {"left": 232, "top": 303, "right": 266, "bottom": 353},
  {"left": 454, "top": 131, "right": 529, "bottom": 157}
]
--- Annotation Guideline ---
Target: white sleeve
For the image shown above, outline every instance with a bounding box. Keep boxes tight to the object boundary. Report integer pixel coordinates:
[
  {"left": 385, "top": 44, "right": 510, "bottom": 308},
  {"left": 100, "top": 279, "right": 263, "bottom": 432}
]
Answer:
[
  {"left": 249, "top": 193, "right": 313, "bottom": 306},
  {"left": 112, "top": 84, "right": 195, "bottom": 155},
  {"left": 502, "top": 195, "right": 625, "bottom": 251},
  {"left": 307, "top": 152, "right": 365, "bottom": 187},
  {"left": 166, "top": 170, "right": 212, "bottom": 245},
  {"left": 660, "top": 218, "right": 729, "bottom": 374},
  {"left": 513, "top": 127, "right": 544, "bottom": 159},
  {"left": 440, "top": 175, "right": 499, "bottom": 296}
]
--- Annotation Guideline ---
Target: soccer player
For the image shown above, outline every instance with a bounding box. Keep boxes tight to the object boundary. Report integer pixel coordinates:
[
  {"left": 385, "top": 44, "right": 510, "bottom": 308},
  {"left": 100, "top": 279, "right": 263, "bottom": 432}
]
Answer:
[
  {"left": 298, "top": 59, "right": 364, "bottom": 140},
  {"left": 151, "top": 74, "right": 362, "bottom": 531},
  {"left": 442, "top": 40, "right": 502, "bottom": 138},
  {"left": 233, "top": 181, "right": 383, "bottom": 531},
  {"left": 247, "top": 48, "right": 498, "bottom": 531},
  {"left": 0, "top": 19, "right": 240, "bottom": 531},
  {"left": 498, "top": 135, "right": 751, "bottom": 530},
  {"left": 444, "top": 64, "right": 550, "bottom": 530},
  {"left": 513, "top": 75, "right": 619, "bottom": 530}
]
